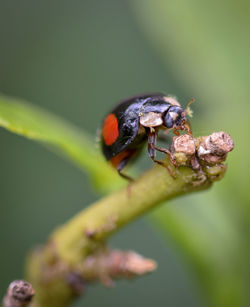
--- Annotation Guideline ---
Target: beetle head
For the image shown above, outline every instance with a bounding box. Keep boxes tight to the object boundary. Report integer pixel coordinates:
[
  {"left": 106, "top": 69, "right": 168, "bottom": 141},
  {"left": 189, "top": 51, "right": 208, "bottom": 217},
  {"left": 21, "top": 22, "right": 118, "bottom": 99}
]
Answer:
[{"left": 163, "top": 106, "right": 185, "bottom": 129}]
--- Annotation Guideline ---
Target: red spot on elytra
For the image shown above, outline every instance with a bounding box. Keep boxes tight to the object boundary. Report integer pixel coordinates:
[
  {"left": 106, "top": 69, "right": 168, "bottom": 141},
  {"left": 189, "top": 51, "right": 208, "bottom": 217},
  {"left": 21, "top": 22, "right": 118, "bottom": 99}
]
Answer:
[
  {"left": 110, "top": 149, "right": 131, "bottom": 168},
  {"left": 102, "top": 113, "right": 119, "bottom": 146}
]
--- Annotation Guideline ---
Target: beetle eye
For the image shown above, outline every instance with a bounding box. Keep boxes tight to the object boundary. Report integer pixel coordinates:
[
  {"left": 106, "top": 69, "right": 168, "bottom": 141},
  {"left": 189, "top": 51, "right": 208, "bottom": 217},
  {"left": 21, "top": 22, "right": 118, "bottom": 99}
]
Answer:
[{"left": 163, "top": 106, "right": 183, "bottom": 128}]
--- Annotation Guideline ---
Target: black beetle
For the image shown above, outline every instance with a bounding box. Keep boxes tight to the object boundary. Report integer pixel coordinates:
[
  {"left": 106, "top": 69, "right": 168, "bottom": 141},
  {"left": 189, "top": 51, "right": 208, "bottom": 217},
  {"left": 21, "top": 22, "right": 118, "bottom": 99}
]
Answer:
[{"left": 101, "top": 93, "right": 192, "bottom": 180}]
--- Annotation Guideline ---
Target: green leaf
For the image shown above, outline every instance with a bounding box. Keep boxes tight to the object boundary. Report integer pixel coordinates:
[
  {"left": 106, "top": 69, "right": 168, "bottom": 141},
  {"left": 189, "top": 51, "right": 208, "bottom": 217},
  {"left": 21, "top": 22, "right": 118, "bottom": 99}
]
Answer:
[{"left": 0, "top": 94, "right": 123, "bottom": 192}]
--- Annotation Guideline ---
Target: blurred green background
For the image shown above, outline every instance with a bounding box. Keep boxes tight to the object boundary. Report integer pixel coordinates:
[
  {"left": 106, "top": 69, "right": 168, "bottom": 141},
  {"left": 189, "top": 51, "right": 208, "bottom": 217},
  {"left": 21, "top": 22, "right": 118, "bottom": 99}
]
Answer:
[{"left": 0, "top": 1, "right": 249, "bottom": 307}]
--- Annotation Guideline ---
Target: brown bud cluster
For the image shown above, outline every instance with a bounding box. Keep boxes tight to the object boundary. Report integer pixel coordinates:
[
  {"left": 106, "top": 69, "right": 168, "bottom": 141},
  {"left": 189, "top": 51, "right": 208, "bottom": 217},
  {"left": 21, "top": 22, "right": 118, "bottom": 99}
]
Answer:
[
  {"left": 171, "top": 131, "right": 234, "bottom": 167},
  {"left": 171, "top": 134, "right": 196, "bottom": 166},
  {"left": 197, "top": 131, "right": 234, "bottom": 164},
  {"left": 169, "top": 131, "right": 234, "bottom": 183}
]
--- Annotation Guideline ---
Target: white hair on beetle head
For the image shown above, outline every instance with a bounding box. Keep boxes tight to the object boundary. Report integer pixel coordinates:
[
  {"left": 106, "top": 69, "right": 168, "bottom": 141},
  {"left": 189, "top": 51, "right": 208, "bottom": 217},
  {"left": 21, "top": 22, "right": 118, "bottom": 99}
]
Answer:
[
  {"left": 164, "top": 96, "right": 194, "bottom": 118},
  {"left": 163, "top": 95, "right": 181, "bottom": 107}
]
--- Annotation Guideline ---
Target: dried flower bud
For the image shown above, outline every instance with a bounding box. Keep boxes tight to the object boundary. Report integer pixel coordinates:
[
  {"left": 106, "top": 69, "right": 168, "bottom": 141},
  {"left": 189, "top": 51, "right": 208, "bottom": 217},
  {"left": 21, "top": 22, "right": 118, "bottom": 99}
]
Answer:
[
  {"left": 198, "top": 132, "right": 234, "bottom": 164},
  {"left": 3, "top": 280, "right": 34, "bottom": 307},
  {"left": 171, "top": 135, "right": 196, "bottom": 166},
  {"left": 173, "top": 134, "right": 196, "bottom": 155}
]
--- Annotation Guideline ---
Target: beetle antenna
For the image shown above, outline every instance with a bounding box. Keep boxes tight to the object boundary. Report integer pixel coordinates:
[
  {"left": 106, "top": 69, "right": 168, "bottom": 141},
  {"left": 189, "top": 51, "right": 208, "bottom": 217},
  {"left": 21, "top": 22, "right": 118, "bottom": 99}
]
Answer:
[
  {"left": 182, "top": 98, "right": 195, "bottom": 118},
  {"left": 187, "top": 98, "right": 195, "bottom": 109},
  {"left": 180, "top": 98, "right": 195, "bottom": 136}
]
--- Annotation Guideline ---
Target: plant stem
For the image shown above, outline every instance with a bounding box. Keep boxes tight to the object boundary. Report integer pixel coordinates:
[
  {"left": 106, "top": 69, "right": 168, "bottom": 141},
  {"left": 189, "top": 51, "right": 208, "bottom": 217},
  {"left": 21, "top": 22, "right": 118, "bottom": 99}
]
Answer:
[
  {"left": 25, "top": 131, "right": 235, "bottom": 307},
  {"left": 52, "top": 164, "right": 211, "bottom": 264},
  {"left": 26, "top": 158, "right": 221, "bottom": 307}
]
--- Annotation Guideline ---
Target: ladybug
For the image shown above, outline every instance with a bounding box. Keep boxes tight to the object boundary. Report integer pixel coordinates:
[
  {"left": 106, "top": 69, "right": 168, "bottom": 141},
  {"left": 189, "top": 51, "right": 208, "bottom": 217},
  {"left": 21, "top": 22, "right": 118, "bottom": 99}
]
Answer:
[{"left": 101, "top": 93, "right": 192, "bottom": 180}]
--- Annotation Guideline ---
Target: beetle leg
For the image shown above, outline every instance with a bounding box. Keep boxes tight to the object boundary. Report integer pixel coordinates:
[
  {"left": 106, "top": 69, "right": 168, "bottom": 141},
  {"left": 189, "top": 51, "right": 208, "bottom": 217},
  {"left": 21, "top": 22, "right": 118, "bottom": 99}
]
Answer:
[
  {"left": 184, "top": 121, "right": 193, "bottom": 136},
  {"left": 148, "top": 131, "right": 176, "bottom": 178},
  {"left": 173, "top": 128, "right": 180, "bottom": 136},
  {"left": 153, "top": 145, "right": 177, "bottom": 167},
  {"left": 117, "top": 157, "right": 135, "bottom": 196},
  {"left": 110, "top": 149, "right": 136, "bottom": 182},
  {"left": 117, "top": 158, "right": 134, "bottom": 182},
  {"left": 164, "top": 127, "right": 174, "bottom": 135},
  {"left": 118, "top": 170, "right": 134, "bottom": 182}
]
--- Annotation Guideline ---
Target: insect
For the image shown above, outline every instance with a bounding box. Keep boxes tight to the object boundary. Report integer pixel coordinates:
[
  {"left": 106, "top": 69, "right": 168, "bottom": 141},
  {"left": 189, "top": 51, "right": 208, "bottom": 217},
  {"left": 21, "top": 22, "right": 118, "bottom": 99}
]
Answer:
[{"left": 100, "top": 93, "right": 192, "bottom": 180}]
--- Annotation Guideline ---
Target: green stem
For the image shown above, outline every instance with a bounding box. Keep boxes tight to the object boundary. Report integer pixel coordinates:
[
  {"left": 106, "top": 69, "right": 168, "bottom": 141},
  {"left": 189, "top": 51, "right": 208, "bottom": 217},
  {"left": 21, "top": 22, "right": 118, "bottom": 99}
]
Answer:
[
  {"left": 26, "top": 159, "right": 221, "bottom": 307},
  {"left": 52, "top": 164, "right": 211, "bottom": 264}
]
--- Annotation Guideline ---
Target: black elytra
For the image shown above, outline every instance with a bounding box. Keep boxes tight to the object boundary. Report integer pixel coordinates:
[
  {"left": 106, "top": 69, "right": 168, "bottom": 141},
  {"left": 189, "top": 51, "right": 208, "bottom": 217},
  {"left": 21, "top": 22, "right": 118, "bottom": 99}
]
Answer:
[{"left": 101, "top": 93, "right": 191, "bottom": 180}]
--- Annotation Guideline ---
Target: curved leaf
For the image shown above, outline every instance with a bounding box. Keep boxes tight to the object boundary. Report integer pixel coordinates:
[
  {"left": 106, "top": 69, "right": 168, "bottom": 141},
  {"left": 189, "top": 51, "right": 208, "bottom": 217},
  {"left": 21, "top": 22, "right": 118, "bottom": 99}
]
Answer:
[{"left": 0, "top": 94, "right": 123, "bottom": 192}]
